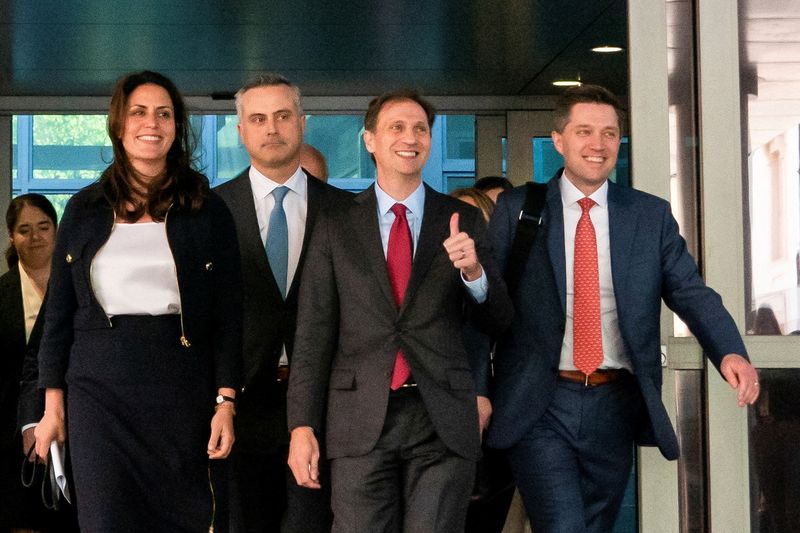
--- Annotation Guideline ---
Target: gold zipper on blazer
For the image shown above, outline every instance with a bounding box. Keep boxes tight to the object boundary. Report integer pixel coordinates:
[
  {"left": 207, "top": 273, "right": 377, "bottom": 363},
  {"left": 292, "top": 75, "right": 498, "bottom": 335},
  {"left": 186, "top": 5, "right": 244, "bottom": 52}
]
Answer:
[{"left": 164, "top": 204, "right": 191, "bottom": 348}]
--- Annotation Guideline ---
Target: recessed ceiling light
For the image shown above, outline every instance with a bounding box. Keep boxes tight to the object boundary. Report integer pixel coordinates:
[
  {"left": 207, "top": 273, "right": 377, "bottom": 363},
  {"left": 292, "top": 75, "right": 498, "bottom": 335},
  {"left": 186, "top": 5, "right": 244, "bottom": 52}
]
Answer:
[
  {"left": 592, "top": 45, "right": 624, "bottom": 53},
  {"left": 552, "top": 80, "right": 582, "bottom": 87}
]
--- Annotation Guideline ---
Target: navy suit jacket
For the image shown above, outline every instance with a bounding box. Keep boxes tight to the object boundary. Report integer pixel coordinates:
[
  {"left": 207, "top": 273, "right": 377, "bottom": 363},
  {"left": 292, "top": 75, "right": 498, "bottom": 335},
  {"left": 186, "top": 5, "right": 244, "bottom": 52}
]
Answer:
[{"left": 484, "top": 174, "right": 746, "bottom": 460}]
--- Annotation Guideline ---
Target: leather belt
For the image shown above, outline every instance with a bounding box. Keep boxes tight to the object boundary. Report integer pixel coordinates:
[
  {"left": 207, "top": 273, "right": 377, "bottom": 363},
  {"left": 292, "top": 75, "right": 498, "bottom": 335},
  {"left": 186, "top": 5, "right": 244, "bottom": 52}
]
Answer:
[
  {"left": 558, "top": 369, "right": 626, "bottom": 387},
  {"left": 276, "top": 365, "right": 290, "bottom": 382}
]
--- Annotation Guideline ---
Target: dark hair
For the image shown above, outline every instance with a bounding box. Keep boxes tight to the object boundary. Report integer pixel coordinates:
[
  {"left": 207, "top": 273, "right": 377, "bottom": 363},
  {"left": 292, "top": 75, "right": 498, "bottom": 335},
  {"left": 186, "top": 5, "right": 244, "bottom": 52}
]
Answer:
[
  {"left": 235, "top": 73, "right": 303, "bottom": 119},
  {"left": 105, "top": 70, "right": 206, "bottom": 222},
  {"left": 449, "top": 187, "right": 495, "bottom": 223},
  {"left": 553, "top": 84, "right": 624, "bottom": 133},
  {"left": 474, "top": 176, "right": 513, "bottom": 193},
  {"left": 5, "top": 193, "right": 58, "bottom": 268},
  {"left": 364, "top": 88, "right": 436, "bottom": 133}
]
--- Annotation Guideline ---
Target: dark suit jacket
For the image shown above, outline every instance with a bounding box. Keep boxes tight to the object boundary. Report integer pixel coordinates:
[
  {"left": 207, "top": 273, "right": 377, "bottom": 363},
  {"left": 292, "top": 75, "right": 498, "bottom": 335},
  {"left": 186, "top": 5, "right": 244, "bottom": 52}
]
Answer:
[
  {"left": 214, "top": 169, "right": 352, "bottom": 449},
  {"left": 484, "top": 175, "right": 747, "bottom": 460},
  {"left": 287, "top": 184, "right": 513, "bottom": 461},
  {"left": 0, "top": 265, "right": 26, "bottom": 457}
]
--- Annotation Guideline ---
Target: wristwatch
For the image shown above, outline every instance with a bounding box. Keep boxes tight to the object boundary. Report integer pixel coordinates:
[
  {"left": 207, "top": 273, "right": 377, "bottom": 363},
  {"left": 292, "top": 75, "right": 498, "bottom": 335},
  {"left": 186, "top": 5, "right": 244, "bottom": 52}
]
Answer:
[{"left": 215, "top": 394, "right": 236, "bottom": 406}]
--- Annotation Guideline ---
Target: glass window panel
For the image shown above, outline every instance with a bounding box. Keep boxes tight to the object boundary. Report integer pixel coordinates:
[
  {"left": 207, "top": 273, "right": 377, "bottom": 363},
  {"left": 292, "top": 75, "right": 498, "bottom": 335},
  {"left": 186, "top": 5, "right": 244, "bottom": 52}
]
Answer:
[
  {"left": 748, "top": 368, "right": 800, "bottom": 532},
  {"left": 304, "top": 115, "right": 367, "bottom": 180},
  {"left": 12, "top": 115, "right": 18, "bottom": 182},
  {"left": 445, "top": 115, "right": 475, "bottom": 160},
  {"left": 215, "top": 114, "right": 250, "bottom": 183},
  {"left": 31, "top": 115, "right": 111, "bottom": 181},
  {"left": 740, "top": 0, "right": 800, "bottom": 335}
]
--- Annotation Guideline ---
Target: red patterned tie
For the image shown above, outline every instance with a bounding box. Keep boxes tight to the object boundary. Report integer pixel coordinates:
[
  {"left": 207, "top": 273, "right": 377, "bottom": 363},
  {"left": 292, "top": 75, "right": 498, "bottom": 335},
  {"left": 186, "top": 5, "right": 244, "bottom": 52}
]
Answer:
[
  {"left": 387, "top": 203, "right": 412, "bottom": 390},
  {"left": 573, "top": 197, "right": 603, "bottom": 376}
]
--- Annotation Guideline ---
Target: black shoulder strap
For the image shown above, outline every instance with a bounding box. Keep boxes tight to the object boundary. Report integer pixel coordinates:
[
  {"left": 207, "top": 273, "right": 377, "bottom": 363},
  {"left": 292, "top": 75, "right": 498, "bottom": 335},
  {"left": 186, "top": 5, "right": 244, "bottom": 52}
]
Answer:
[{"left": 505, "top": 182, "right": 548, "bottom": 293}]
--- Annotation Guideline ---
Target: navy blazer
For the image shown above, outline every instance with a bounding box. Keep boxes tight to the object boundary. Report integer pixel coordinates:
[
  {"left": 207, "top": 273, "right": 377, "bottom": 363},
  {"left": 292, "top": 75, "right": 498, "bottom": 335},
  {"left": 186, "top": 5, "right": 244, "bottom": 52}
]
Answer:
[
  {"left": 38, "top": 177, "right": 243, "bottom": 393},
  {"left": 484, "top": 174, "right": 746, "bottom": 460}
]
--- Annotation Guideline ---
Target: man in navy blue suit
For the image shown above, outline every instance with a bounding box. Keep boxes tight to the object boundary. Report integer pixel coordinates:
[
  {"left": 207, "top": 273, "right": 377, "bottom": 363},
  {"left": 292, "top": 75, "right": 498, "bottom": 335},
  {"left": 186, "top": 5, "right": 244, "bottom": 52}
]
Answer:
[{"left": 481, "top": 85, "right": 760, "bottom": 532}]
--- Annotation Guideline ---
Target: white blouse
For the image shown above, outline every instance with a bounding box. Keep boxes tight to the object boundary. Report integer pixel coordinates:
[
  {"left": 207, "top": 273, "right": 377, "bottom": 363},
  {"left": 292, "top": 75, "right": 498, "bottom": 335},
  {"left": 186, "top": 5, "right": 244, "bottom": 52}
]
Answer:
[
  {"left": 18, "top": 264, "right": 44, "bottom": 342},
  {"left": 91, "top": 222, "right": 180, "bottom": 316}
]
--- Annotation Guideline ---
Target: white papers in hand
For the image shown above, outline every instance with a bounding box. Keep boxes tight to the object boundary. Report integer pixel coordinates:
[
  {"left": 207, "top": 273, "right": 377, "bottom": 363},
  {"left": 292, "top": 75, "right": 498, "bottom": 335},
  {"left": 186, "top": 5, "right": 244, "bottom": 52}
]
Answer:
[{"left": 49, "top": 441, "right": 72, "bottom": 503}]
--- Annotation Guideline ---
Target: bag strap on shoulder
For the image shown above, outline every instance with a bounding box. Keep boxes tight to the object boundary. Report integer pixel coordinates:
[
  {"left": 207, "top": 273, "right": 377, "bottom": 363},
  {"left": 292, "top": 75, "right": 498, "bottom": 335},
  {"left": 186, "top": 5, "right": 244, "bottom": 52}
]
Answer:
[{"left": 505, "top": 182, "right": 548, "bottom": 293}]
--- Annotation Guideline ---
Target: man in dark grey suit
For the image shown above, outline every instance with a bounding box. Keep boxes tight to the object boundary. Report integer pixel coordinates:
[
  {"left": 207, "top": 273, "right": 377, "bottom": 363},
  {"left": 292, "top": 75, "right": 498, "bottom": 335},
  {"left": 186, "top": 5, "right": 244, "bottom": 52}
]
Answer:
[
  {"left": 480, "top": 85, "right": 760, "bottom": 532},
  {"left": 286, "top": 89, "right": 513, "bottom": 532},
  {"left": 214, "top": 74, "right": 351, "bottom": 533}
]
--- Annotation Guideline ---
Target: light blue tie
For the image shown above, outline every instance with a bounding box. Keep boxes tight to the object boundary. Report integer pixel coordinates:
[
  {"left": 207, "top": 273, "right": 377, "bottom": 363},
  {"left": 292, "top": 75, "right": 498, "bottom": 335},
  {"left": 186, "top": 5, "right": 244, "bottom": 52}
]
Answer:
[{"left": 266, "top": 186, "right": 289, "bottom": 298}]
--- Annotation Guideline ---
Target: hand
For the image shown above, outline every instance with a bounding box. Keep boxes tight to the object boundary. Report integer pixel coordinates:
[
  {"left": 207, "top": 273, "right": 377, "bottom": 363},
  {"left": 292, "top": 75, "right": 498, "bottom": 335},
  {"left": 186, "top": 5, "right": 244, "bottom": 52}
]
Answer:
[
  {"left": 720, "top": 354, "right": 760, "bottom": 407},
  {"left": 34, "top": 389, "right": 66, "bottom": 462},
  {"left": 208, "top": 404, "right": 235, "bottom": 459},
  {"left": 288, "top": 426, "right": 321, "bottom": 489},
  {"left": 22, "top": 427, "right": 39, "bottom": 462},
  {"left": 477, "top": 395, "right": 492, "bottom": 438},
  {"left": 443, "top": 213, "right": 483, "bottom": 281}
]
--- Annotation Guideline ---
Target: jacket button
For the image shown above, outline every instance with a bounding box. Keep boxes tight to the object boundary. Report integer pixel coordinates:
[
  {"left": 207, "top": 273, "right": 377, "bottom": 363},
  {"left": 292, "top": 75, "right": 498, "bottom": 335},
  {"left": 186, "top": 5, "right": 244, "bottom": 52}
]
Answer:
[
  {"left": 205, "top": 262, "right": 214, "bottom": 271},
  {"left": 66, "top": 254, "right": 73, "bottom": 263}
]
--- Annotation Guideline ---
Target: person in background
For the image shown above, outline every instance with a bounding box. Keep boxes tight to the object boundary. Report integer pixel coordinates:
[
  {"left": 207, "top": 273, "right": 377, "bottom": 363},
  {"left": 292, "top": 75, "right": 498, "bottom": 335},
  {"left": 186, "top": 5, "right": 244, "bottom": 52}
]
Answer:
[
  {"left": 474, "top": 176, "right": 513, "bottom": 204},
  {"left": 450, "top": 187, "right": 495, "bottom": 222},
  {"left": 33, "top": 70, "right": 242, "bottom": 532},
  {"left": 0, "top": 194, "right": 77, "bottom": 532},
  {"left": 299, "top": 143, "right": 330, "bottom": 182}
]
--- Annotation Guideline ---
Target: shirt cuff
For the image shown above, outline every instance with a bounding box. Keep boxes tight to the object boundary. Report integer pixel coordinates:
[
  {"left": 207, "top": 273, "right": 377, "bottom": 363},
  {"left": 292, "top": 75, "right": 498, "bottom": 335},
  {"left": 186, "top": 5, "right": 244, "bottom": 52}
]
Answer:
[
  {"left": 21, "top": 422, "right": 37, "bottom": 432},
  {"left": 462, "top": 269, "right": 488, "bottom": 303}
]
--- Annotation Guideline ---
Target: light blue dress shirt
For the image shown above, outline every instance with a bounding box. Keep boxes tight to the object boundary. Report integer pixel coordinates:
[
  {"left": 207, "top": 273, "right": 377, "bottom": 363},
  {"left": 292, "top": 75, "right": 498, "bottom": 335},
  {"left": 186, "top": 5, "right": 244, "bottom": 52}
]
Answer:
[{"left": 373, "top": 181, "right": 488, "bottom": 303}]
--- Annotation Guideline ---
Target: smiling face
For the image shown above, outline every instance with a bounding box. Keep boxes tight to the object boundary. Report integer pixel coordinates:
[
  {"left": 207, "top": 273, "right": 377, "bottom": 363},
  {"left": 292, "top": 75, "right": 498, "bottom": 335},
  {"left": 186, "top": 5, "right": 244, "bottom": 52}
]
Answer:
[
  {"left": 10, "top": 204, "right": 55, "bottom": 270},
  {"left": 363, "top": 99, "right": 431, "bottom": 186},
  {"left": 120, "top": 83, "right": 176, "bottom": 176},
  {"left": 237, "top": 84, "right": 305, "bottom": 182},
  {"left": 551, "top": 102, "right": 621, "bottom": 195}
]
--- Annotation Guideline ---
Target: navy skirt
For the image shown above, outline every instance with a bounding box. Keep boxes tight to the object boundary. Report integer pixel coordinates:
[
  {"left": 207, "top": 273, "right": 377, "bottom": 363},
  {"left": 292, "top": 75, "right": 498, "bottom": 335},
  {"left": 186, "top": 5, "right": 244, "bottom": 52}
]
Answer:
[{"left": 66, "top": 315, "right": 215, "bottom": 532}]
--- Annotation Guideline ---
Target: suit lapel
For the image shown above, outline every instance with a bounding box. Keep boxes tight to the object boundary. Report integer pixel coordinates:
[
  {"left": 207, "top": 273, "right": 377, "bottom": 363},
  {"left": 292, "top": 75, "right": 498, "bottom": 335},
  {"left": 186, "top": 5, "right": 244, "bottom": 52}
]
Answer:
[
  {"left": 352, "top": 187, "right": 397, "bottom": 309},
  {"left": 402, "top": 185, "right": 447, "bottom": 313},
  {"left": 287, "top": 175, "right": 323, "bottom": 299},
  {"left": 545, "top": 176, "right": 567, "bottom": 314},
  {"left": 229, "top": 171, "right": 283, "bottom": 298},
  {"left": 607, "top": 181, "right": 637, "bottom": 299}
]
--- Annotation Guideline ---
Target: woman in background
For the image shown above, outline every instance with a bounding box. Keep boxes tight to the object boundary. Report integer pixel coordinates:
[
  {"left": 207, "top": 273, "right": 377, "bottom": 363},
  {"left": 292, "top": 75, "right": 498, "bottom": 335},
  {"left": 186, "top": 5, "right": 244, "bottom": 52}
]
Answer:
[
  {"left": 450, "top": 187, "right": 495, "bottom": 222},
  {"left": 0, "top": 194, "right": 68, "bottom": 532},
  {"left": 34, "top": 70, "right": 242, "bottom": 532}
]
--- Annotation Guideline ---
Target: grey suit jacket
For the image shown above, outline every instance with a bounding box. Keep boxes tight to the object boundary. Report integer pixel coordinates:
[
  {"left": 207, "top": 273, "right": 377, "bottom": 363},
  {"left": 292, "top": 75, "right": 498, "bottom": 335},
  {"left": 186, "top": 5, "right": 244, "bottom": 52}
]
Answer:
[{"left": 287, "top": 184, "right": 513, "bottom": 461}]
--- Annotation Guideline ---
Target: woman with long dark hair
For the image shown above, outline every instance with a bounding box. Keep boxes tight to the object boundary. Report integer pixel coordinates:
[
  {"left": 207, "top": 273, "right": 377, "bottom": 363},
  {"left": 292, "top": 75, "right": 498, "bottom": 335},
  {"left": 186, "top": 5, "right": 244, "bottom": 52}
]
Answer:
[{"left": 33, "top": 71, "right": 242, "bottom": 531}]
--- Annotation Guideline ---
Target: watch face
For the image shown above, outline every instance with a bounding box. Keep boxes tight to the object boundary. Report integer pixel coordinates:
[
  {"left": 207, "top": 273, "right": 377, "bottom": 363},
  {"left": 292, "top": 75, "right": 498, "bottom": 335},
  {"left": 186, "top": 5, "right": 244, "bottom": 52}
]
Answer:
[{"left": 216, "top": 395, "right": 224, "bottom": 404}]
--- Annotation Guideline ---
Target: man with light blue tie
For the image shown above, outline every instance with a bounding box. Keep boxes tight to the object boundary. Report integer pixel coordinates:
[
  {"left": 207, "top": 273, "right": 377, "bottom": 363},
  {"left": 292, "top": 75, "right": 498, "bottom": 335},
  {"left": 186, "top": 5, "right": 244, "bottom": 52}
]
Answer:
[{"left": 215, "top": 73, "right": 352, "bottom": 532}]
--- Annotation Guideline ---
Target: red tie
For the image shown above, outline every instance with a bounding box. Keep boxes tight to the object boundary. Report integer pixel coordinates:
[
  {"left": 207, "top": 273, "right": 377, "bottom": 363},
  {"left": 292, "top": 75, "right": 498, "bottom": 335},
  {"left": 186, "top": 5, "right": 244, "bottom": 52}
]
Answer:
[
  {"left": 387, "top": 203, "right": 412, "bottom": 390},
  {"left": 573, "top": 197, "right": 603, "bottom": 376}
]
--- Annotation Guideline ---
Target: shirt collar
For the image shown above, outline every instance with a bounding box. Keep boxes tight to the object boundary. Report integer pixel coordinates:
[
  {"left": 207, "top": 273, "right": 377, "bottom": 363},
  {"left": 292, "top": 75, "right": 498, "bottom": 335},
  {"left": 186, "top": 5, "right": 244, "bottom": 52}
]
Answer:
[
  {"left": 248, "top": 165, "right": 307, "bottom": 200},
  {"left": 559, "top": 171, "right": 609, "bottom": 208},
  {"left": 374, "top": 180, "right": 426, "bottom": 217}
]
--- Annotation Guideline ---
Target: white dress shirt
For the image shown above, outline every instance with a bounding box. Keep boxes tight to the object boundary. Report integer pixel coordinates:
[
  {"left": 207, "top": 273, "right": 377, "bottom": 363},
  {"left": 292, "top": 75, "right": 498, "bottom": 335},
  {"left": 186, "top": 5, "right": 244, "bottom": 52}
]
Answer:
[
  {"left": 558, "top": 176, "right": 631, "bottom": 371},
  {"left": 249, "top": 165, "right": 309, "bottom": 366},
  {"left": 248, "top": 165, "right": 308, "bottom": 290}
]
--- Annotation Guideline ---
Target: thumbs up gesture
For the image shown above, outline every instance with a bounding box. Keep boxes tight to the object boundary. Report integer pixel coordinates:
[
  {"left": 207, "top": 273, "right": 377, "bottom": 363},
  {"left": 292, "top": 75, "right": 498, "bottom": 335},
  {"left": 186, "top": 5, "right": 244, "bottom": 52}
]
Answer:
[{"left": 443, "top": 212, "right": 483, "bottom": 281}]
